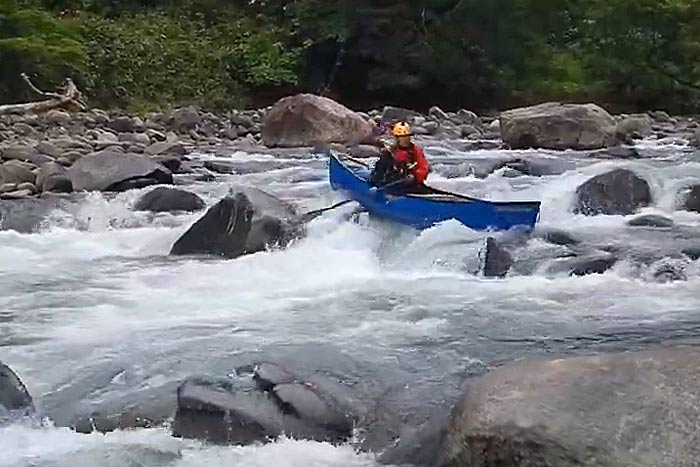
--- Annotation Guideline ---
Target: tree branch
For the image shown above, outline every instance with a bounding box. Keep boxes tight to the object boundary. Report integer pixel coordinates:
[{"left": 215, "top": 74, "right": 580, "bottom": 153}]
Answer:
[{"left": 0, "top": 74, "right": 87, "bottom": 116}]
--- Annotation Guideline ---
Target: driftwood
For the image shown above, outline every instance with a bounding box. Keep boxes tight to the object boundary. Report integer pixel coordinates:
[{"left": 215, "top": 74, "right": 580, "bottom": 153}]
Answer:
[{"left": 0, "top": 73, "right": 87, "bottom": 116}]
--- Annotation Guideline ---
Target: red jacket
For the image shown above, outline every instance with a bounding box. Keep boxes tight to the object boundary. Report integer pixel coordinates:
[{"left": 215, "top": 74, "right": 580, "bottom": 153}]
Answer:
[{"left": 391, "top": 143, "right": 430, "bottom": 183}]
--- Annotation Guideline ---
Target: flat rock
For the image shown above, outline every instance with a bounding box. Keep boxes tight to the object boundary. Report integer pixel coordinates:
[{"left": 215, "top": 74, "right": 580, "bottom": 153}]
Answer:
[
  {"left": 500, "top": 102, "right": 616, "bottom": 150},
  {"left": 68, "top": 150, "right": 173, "bottom": 192},
  {"left": 133, "top": 187, "right": 205, "bottom": 213},
  {"left": 0, "top": 189, "right": 33, "bottom": 200},
  {"left": 627, "top": 214, "right": 674, "bottom": 228},
  {"left": 436, "top": 347, "right": 700, "bottom": 467}
]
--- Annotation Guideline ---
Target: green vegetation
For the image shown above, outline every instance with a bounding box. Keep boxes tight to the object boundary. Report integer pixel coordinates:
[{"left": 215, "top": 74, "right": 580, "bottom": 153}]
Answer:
[{"left": 1, "top": 0, "right": 699, "bottom": 113}]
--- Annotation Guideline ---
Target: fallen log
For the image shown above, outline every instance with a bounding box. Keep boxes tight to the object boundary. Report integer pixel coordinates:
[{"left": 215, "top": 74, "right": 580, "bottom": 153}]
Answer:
[{"left": 0, "top": 73, "right": 87, "bottom": 116}]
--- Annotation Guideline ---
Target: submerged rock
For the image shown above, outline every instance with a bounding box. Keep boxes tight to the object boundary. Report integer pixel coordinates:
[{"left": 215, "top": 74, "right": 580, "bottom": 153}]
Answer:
[
  {"left": 436, "top": 347, "right": 700, "bottom": 467},
  {"left": 480, "top": 237, "right": 512, "bottom": 278},
  {"left": 574, "top": 169, "right": 651, "bottom": 216},
  {"left": 545, "top": 252, "right": 617, "bottom": 276},
  {"left": 627, "top": 214, "right": 674, "bottom": 228},
  {"left": 172, "top": 365, "right": 357, "bottom": 446}
]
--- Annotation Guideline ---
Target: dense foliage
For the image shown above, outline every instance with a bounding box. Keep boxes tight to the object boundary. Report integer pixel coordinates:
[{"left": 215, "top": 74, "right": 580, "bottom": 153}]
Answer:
[{"left": 1, "top": 0, "right": 699, "bottom": 113}]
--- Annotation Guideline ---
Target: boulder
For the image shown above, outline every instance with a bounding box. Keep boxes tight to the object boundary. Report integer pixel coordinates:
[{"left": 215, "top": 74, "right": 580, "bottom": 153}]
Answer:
[
  {"left": 134, "top": 187, "right": 205, "bottom": 213},
  {"left": 1, "top": 144, "right": 53, "bottom": 165},
  {"left": 545, "top": 252, "right": 617, "bottom": 276},
  {"left": 68, "top": 149, "right": 173, "bottom": 192},
  {"left": 144, "top": 141, "right": 186, "bottom": 157},
  {"left": 170, "top": 187, "right": 303, "bottom": 259},
  {"left": 428, "top": 106, "right": 449, "bottom": 121},
  {"left": 690, "top": 130, "right": 700, "bottom": 148},
  {"left": 107, "top": 116, "right": 136, "bottom": 133},
  {"left": 499, "top": 102, "right": 616, "bottom": 150},
  {"left": 0, "top": 160, "right": 36, "bottom": 185},
  {"left": 45, "top": 109, "right": 71, "bottom": 126},
  {"left": 118, "top": 132, "right": 151, "bottom": 145},
  {"left": 172, "top": 365, "right": 357, "bottom": 446},
  {"left": 454, "top": 109, "right": 480, "bottom": 126},
  {"left": 261, "top": 94, "right": 372, "bottom": 147},
  {"left": 682, "top": 185, "right": 700, "bottom": 212},
  {"left": 436, "top": 347, "right": 700, "bottom": 467},
  {"left": 480, "top": 237, "right": 512, "bottom": 278},
  {"left": 627, "top": 214, "right": 673, "bottom": 228},
  {"left": 574, "top": 169, "right": 651, "bottom": 216},
  {"left": 171, "top": 107, "right": 201, "bottom": 133},
  {"left": 381, "top": 106, "right": 422, "bottom": 123},
  {"left": 0, "top": 361, "right": 34, "bottom": 420},
  {"left": 35, "top": 141, "right": 62, "bottom": 158},
  {"left": 615, "top": 114, "right": 653, "bottom": 142}
]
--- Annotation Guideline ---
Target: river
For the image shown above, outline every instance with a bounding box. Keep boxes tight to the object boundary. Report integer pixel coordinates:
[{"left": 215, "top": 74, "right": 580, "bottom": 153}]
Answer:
[{"left": 2, "top": 136, "right": 700, "bottom": 466}]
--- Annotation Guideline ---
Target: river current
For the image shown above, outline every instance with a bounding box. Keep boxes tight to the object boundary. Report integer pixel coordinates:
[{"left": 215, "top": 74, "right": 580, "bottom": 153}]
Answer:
[{"left": 2, "top": 136, "right": 700, "bottom": 466}]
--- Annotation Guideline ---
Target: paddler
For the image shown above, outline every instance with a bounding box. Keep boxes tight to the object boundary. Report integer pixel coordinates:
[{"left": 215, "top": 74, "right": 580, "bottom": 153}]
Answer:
[{"left": 369, "top": 121, "right": 431, "bottom": 194}]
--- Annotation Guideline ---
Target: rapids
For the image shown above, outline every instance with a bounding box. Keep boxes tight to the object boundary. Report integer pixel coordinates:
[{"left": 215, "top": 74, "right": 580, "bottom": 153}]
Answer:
[{"left": 2, "top": 137, "right": 700, "bottom": 466}]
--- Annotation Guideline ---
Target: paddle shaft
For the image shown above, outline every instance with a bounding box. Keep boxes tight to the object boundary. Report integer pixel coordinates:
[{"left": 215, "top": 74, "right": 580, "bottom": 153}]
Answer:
[{"left": 301, "top": 176, "right": 413, "bottom": 221}]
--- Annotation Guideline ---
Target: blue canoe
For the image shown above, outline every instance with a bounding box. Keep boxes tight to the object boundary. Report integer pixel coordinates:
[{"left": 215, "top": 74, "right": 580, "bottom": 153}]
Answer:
[{"left": 328, "top": 151, "right": 541, "bottom": 231}]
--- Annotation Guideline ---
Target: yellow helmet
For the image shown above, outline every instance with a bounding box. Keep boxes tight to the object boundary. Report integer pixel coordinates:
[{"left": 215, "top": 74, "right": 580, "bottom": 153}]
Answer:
[{"left": 391, "top": 121, "right": 412, "bottom": 137}]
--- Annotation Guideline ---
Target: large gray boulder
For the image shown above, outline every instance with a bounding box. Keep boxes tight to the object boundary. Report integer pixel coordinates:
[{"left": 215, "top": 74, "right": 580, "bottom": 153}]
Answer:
[
  {"left": 261, "top": 94, "right": 372, "bottom": 147},
  {"left": 170, "top": 186, "right": 304, "bottom": 259},
  {"left": 68, "top": 149, "right": 173, "bottom": 192},
  {"left": 574, "top": 169, "right": 651, "bottom": 216},
  {"left": 499, "top": 102, "right": 616, "bottom": 150},
  {"left": 436, "top": 347, "right": 700, "bottom": 467},
  {"left": 1, "top": 361, "right": 34, "bottom": 421}
]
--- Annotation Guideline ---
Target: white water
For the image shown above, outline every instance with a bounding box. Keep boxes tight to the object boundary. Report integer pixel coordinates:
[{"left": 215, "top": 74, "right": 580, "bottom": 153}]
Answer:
[{"left": 3, "top": 138, "right": 700, "bottom": 466}]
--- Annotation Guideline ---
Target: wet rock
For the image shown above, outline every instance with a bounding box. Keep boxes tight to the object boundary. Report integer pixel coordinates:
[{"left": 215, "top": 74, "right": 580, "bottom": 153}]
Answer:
[
  {"left": 68, "top": 149, "right": 173, "bottom": 192},
  {"left": 682, "top": 247, "right": 700, "bottom": 260},
  {"left": 379, "top": 418, "right": 448, "bottom": 467},
  {"left": 153, "top": 156, "right": 182, "bottom": 173},
  {"left": 627, "top": 214, "right": 674, "bottom": 228},
  {"left": 503, "top": 158, "right": 575, "bottom": 177},
  {"left": 534, "top": 228, "right": 580, "bottom": 246},
  {"left": 574, "top": 169, "right": 651, "bottom": 216},
  {"left": 172, "top": 375, "right": 355, "bottom": 446},
  {"left": 597, "top": 145, "right": 641, "bottom": 159},
  {"left": 253, "top": 362, "right": 296, "bottom": 392},
  {"left": 546, "top": 252, "right": 617, "bottom": 276},
  {"left": 652, "top": 259, "right": 687, "bottom": 283},
  {"left": 42, "top": 176, "right": 73, "bottom": 193},
  {"left": 681, "top": 184, "right": 700, "bottom": 212},
  {"left": 615, "top": 114, "right": 653, "bottom": 141},
  {"left": 0, "top": 196, "right": 68, "bottom": 232},
  {"left": 204, "top": 160, "right": 235, "bottom": 174},
  {"left": 262, "top": 94, "right": 372, "bottom": 147},
  {"left": 0, "top": 362, "right": 34, "bottom": 420},
  {"left": 481, "top": 237, "right": 512, "bottom": 278},
  {"left": 170, "top": 187, "right": 304, "bottom": 259},
  {"left": 500, "top": 102, "right": 616, "bottom": 150},
  {"left": 0, "top": 160, "right": 36, "bottom": 185},
  {"left": 435, "top": 347, "right": 700, "bottom": 467},
  {"left": 172, "top": 377, "right": 283, "bottom": 444},
  {"left": 134, "top": 187, "right": 205, "bottom": 213}
]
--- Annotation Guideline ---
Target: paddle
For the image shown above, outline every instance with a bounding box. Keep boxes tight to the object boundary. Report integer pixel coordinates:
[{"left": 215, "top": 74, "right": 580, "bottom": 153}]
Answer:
[{"left": 300, "top": 176, "right": 413, "bottom": 222}]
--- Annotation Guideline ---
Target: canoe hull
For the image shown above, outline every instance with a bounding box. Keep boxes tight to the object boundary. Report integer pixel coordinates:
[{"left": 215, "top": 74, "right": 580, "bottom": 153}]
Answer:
[{"left": 328, "top": 152, "right": 540, "bottom": 231}]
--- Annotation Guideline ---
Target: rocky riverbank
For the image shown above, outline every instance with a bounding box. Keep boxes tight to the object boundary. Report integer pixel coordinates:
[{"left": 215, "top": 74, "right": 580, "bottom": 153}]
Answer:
[{"left": 2, "top": 94, "right": 700, "bottom": 204}]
